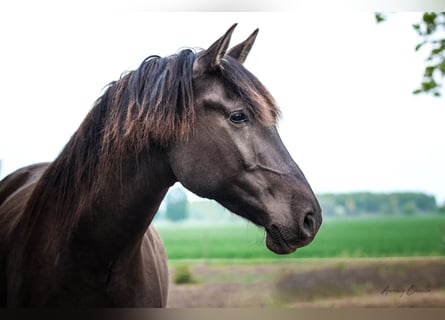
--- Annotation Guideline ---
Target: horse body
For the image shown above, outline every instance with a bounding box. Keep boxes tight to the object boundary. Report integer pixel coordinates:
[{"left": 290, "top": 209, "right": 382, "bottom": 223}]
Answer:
[
  {"left": 0, "top": 24, "right": 322, "bottom": 307},
  {"left": 1, "top": 156, "right": 170, "bottom": 306}
]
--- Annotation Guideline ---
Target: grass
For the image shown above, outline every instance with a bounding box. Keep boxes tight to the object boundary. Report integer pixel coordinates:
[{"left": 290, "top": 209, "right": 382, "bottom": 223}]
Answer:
[{"left": 155, "top": 215, "right": 445, "bottom": 261}]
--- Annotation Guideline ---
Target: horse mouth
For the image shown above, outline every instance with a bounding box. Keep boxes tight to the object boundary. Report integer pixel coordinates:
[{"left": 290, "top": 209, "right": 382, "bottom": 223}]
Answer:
[
  {"left": 265, "top": 225, "right": 315, "bottom": 255},
  {"left": 265, "top": 226, "right": 298, "bottom": 255}
]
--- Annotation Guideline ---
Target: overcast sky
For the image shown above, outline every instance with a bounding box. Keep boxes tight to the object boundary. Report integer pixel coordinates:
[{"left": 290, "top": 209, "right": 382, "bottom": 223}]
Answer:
[{"left": 0, "top": 11, "right": 444, "bottom": 203}]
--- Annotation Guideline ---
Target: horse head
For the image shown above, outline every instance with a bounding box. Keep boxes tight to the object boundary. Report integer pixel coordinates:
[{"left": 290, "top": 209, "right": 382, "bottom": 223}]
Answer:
[{"left": 167, "top": 24, "right": 322, "bottom": 254}]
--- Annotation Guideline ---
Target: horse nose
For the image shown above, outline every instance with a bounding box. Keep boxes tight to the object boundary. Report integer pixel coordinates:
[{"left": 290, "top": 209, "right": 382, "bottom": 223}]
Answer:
[
  {"left": 302, "top": 212, "right": 316, "bottom": 237},
  {"left": 300, "top": 207, "right": 322, "bottom": 239}
]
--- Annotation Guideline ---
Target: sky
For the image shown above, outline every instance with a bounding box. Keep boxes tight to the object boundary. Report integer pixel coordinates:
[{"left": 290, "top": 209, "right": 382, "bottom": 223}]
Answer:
[{"left": 0, "top": 11, "right": 444, "bottom": 203}]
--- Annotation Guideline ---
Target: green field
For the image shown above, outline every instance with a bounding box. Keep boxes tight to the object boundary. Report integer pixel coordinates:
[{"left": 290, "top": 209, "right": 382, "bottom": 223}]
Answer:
[{"left": 155, "top": 215, "right": 445, "bottom": 260}]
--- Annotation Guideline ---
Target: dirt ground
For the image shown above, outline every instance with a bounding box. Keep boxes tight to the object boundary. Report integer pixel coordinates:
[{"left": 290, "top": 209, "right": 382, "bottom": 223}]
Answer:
[{"left": 166, "top": 257, "right": 445, "bottom": 308}]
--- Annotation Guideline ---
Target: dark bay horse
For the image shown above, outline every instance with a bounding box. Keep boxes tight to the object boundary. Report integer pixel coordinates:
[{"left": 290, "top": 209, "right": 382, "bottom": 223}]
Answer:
[{"left": 0, "top": 24, "right": 322, "bottom": 307}]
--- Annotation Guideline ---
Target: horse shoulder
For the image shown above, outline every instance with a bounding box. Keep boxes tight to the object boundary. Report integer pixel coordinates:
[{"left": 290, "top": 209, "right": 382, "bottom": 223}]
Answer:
[
  {"left": 0, "top": 163, "right": 49, "bottom": 306},
  {"left": 138, "top": 225, "right": 169, "bottom": 306},
  {"left": 0, "top": 163, "right": 49, "bottom": 242}
]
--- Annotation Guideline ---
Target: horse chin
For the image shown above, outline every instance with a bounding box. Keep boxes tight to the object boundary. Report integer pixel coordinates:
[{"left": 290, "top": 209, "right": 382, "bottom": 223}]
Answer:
[{"left": 265, "top": 228, "right": 298, "bottom": 255}]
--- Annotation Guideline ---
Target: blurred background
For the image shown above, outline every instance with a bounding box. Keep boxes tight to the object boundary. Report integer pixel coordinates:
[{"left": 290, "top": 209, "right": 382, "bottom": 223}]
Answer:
[{"left": 1, "top": 8, "right": 444, "bottom": 307}]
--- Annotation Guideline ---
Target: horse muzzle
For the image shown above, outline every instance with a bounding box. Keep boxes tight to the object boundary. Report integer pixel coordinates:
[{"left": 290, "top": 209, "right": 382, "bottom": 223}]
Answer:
[{"left": 265, "top": 209, "right": 322, "bottom": 255}]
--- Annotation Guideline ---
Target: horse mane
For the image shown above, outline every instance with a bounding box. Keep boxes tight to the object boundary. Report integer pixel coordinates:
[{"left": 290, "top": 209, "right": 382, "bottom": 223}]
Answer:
[{"left": 18, "top": 48, "right": 280, "bottom": 251}]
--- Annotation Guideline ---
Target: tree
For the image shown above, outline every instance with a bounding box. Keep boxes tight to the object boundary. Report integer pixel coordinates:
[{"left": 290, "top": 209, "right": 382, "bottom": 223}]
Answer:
[
  {"left": 165, "top": 185, "right": 189, "bottom": 222},
  {"left": 317, "top": 192, "right": 437, "bottom": 216},
  {"left": 376, "top": 12, "right": 445, "bottom": 97}
]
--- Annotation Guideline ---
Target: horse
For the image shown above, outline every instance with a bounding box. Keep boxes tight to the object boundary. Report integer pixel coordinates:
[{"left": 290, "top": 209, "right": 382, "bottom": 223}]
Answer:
[{"left": 0, "top": 24, "right": 322, "bottom": 307}]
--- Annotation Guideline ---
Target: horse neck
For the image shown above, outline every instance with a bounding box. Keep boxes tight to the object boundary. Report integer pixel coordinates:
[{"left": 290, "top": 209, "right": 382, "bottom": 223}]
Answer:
[
  {"left": 22, "top": 139, "right": 176, "bottom": 265},
  {"left": 73, "top": 148, "right": 176, "bottom": 257}
]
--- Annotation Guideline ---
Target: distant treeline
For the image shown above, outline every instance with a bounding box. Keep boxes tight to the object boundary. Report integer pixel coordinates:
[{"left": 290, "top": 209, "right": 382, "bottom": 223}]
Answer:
[
  {"left": 318, "top": 192, "right": 439, "bottom": 217},
  {"left": 155, "top": 187, "right": 442, "bottom": 223}
]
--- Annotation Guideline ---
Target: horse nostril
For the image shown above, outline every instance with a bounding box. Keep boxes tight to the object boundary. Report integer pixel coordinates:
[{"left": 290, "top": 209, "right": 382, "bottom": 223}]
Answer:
[{"left": 302, "top": 212, "right": 316, "bottom": 237}]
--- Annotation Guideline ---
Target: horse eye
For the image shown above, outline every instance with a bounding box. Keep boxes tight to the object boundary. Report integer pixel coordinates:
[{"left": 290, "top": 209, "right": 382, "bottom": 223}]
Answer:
[{"left": 229, "top": 111, "right": 249, "bottom": 124}]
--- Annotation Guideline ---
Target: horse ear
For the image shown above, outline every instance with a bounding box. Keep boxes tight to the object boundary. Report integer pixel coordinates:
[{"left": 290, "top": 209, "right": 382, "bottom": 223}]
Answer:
[
  {"left": 227, "top": 28, "right": 259, "bottom": 64},
  {"left": 193, "top": 23, "right": 237, "bottom": 74}
]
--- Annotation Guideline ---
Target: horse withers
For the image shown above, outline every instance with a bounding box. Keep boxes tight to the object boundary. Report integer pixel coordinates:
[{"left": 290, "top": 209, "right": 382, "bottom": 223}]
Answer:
[{"left": 0, "top": 24, "right": 321, "bottom": 307}]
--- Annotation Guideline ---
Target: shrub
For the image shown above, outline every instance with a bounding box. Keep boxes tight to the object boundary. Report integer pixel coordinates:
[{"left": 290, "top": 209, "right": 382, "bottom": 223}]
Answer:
[{"left": 173, "top": 265, "right": 197, "bottom": 284}]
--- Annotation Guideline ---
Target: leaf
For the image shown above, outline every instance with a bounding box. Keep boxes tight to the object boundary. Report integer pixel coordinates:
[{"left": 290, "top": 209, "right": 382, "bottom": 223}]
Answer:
[
  {"left": 412, "top": 24, "right": 423, "bottom": 36},
  {"left": 425, "top": 66, "right": 435, "bottom": 77},
  {"left": 421, "top": 80, "right": 438, "bottom": 91},
  {"left": 375, "top": 13, "right": 386, "bottom": 23},
  {"left": 431, "top": 47, "right": 445, "bottom": 55},
  {"left": 423, "top": 12, "right": 437, "bottom": 24},
  {"left": 438, "top": 61, "right": 445, "bottom": 74},
  {"left": 415, "top": 42, "right": 425, "bottom": 51}
]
